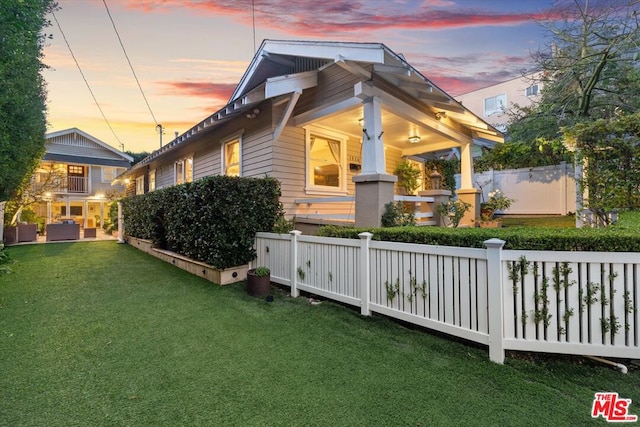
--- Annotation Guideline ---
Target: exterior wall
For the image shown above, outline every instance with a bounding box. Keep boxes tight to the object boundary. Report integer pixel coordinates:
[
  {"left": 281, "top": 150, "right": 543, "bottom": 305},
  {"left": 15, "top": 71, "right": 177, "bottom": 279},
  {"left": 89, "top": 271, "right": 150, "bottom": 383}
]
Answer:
[{"left": 456, "top": 73, "right": 543, "bottom": 131}]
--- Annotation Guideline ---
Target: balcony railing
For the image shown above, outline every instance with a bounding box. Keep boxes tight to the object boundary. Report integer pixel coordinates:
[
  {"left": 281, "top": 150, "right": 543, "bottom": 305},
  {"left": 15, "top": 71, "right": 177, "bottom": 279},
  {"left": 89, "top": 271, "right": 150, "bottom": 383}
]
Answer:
[{"left": 31, "top": 173, "right": 89, "bottom": 194}]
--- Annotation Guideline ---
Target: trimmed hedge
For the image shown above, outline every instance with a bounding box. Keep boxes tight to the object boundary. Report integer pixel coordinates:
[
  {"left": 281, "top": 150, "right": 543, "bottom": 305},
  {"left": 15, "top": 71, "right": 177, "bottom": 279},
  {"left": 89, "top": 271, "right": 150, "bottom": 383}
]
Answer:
[
  {"left": 123, "top": 175, "right": 283, "bottom": 269},
  {"left": 316, "top": 222, "right": 640, "bottom": 252}
]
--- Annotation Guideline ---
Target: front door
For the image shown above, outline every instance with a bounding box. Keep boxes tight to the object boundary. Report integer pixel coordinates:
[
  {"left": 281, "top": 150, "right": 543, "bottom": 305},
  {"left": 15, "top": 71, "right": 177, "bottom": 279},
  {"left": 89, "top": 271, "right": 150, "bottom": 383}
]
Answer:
[{"left": 67, "top": 165, "right": 85, "bottom": 193}]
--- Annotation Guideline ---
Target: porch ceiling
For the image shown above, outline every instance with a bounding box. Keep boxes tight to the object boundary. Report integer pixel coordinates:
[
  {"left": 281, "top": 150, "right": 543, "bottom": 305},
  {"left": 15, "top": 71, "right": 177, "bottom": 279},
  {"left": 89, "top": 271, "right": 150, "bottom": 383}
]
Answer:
[{"left": 313, "top": 105, "right": 464, "bottom": 156}]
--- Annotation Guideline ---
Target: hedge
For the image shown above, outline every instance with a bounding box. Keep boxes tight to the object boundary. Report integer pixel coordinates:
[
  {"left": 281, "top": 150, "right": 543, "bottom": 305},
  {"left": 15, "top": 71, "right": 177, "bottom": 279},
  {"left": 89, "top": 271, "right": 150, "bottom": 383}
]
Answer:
[
  {"left": 316, "top": 223, "right": 640, "bottom": 252},
  {"left": 123, "top": 175, "right": 283, "bottom": 269}
]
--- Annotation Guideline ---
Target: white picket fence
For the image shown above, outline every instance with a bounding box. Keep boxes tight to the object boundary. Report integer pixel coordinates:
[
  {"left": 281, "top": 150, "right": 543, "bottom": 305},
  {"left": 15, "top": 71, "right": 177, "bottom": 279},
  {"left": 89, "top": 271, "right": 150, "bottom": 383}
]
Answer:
[{"left": 255, "top": 231, "right": 639, "bottom": 363}]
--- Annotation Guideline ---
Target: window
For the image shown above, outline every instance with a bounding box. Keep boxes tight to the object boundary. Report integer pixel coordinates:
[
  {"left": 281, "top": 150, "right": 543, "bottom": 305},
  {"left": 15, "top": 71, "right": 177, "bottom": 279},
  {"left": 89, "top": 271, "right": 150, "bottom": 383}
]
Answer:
[
  {"left": 305, "top": 127, "right": 347, "bottom": 193},
  {"left": 175, "top": 157, "right": 193, "bottom": 184},
  {"left": 135, "top": 176, "right": 144, "bottom": 195},
  {"left": 102, "top": 167, "right": 116, "bottom": 183},
  {"left": 149, "top": 169, "right": 156, "bottom": 192},
  {"left": 484, "top": 94, "right": 507, "bottom": 116},
  {"left": 525, "top": 84, "right": 539, "bottom": 97},
  {"left": 224, "top": 140, "right": 241, "bottom": 176},
  {"left": 102, "top": 167, "right": 125, "bottom": 183},
  {"left": 185, "top": 158, "right": 193, "bottom": 183}
]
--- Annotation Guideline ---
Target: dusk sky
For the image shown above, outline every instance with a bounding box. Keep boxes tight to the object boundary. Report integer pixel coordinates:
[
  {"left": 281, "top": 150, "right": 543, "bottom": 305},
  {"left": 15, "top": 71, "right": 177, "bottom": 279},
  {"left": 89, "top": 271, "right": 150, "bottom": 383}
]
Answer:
[{"left": 43, "top": 0, "right": 557, "bottom": 153}]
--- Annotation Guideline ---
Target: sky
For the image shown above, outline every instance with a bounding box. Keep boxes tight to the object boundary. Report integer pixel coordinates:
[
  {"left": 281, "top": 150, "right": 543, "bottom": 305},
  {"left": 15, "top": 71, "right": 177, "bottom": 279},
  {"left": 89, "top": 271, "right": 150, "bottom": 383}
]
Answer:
[{"left": 42, "top": 0, "right": 557, "bottom": 153}]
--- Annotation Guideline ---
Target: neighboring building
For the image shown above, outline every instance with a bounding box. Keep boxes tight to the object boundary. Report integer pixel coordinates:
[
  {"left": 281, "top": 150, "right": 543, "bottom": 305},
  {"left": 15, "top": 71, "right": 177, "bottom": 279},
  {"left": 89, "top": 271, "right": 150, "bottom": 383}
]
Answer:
[
  {"left": 30, "top": 128, "right": 132, "bottom": 228},
  {"left": 456, "top": 72, "right": 543, "bottom": 134},
  {"left": 120, "top": 40, "right": 503, "bottom": 227}
]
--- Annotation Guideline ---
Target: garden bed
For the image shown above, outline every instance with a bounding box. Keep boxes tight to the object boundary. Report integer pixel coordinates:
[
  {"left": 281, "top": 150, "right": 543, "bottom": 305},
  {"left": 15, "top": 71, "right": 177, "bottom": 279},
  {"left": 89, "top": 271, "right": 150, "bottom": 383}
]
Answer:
[{"left": 125, "top": 236, "right": 248, "bottom": 285}]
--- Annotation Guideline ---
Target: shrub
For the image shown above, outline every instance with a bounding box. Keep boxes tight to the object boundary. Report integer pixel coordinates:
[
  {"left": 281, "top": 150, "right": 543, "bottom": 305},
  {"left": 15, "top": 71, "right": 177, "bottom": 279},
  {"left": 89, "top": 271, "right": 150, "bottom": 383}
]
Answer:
[
  {"left": 316, "top": 221, "right": 640, "bottom": 252},
  {"left": 123, "top": 175, "right": 283, "bottom": 269},
  {"left": 381, "top": 201, "right": 416, "bottom": 227}
]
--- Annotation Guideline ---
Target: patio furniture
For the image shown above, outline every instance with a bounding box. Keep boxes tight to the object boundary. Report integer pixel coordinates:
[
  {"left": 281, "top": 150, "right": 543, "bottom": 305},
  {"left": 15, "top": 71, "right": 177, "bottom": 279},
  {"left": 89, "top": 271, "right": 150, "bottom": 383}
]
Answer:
[
  {"left": 17, "top": 224, "right": 38, "bottom": 242},
  {"left": 46, "top": 222, "right": 80, "bottom": 242},
  {"left": 83, "top": 228, "right": 96, "bottom": 238}
]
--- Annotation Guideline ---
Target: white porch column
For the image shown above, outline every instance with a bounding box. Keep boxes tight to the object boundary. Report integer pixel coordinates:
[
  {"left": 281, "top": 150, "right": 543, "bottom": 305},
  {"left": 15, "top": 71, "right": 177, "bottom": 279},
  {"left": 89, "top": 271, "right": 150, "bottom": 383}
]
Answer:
[
  {"left": 456, "top": 140, "right": 481, "bottom": 226},
  {"left": 83, "top": 200, "right": 88, "bottom": 228},
  {"left": 0, "top": 201, "right": 5, "bottom": 246},
  {"left": 353, "top": 96, "right": 397, "bottom": 227},
  {"left": 46, "top": 200, "right": 52, "bottom": 224},
  {"left": 459, "top": 141, "right": 474, "bottom": 189},
  {"left": 117, "top": 201, "right": 124, "bottom": 244},
  {"left": 361, "top": 97, "right": 386, "bottom": 175}
]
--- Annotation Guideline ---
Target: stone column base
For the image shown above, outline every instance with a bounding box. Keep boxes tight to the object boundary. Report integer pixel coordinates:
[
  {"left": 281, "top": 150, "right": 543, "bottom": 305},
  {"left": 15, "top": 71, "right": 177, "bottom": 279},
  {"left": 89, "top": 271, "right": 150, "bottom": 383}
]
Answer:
[
  {"left": 456, "top": 188, "right": 481, "bottom": 227},
  {"left": 353, "top": 174, "right": 397, "bottom": 227}
]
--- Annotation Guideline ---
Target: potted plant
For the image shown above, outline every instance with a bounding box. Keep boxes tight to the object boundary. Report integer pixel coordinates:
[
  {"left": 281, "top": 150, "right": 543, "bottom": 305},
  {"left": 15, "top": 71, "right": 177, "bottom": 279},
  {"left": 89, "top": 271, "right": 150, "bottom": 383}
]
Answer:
[
  {"left": 477, "top": 189, "right": 514, "bottom": 228},
  {"left": 246, "top": 266, "right": 271, "bottom": 297}
]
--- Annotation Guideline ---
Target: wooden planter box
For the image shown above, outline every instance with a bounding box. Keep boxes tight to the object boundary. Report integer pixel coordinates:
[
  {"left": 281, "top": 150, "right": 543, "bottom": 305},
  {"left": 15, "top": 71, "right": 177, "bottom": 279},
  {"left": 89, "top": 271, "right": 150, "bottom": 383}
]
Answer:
[{"left": 125, "top": 236, "right": 248, "bottom": 285}]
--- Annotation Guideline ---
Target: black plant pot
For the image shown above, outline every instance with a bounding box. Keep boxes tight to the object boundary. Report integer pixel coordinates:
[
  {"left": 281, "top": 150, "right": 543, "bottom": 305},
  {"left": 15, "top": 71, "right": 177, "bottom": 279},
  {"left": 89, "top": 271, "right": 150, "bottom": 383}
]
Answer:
[{"left": 246, "top": 269, "right": 271, "bottom": 297}]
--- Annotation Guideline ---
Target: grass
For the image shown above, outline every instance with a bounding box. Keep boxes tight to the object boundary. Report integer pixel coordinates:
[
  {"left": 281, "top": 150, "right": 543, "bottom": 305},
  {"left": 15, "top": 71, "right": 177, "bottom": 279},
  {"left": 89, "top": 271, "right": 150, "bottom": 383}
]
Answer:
[
  {"left": 502, "top": 210, "right": 640, "bottom": 230},
  {"left": 1, "top": 242, "right": 638, "bottom": 426}
]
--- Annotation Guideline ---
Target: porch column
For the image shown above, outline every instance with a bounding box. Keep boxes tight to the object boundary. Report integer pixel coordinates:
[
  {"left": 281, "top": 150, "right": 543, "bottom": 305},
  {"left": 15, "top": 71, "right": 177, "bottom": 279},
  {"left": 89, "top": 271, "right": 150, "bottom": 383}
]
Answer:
[
  {"left": 83, "top": 200, "right": 88, "bottom": 228},
  {"left": 46, "top": 200, "right": 52, "bottom": 224},
  {"left": 456, "top": 141, "right": 480, "bottom": 227},
  {"left": 353, "top": 97, "right": 397, "bottom": 227},
  {"left": 117, "top": 201, "right": 124, "bottom": 244},
  {"left": 0, "top": 201, "right": 5, "bottom": 247}
]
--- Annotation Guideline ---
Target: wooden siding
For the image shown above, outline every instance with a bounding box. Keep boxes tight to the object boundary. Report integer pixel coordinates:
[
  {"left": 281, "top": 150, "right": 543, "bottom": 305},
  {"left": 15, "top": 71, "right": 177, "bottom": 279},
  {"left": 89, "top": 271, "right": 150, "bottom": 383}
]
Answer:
[
  {"left": 295, "top": 63, "right": 364, "bottom": 116},
  {"left": 45, "top": 139, "right": 125, "bottom": 161},
  {"left": 194, "top": 149, "right": 221, "bottom": 180}
]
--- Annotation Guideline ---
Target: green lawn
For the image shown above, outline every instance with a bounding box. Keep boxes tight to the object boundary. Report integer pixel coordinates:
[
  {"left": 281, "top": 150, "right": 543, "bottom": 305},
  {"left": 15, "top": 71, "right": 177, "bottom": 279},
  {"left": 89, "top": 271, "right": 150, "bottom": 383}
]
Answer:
[{"left": 1, "top": 242, "right": 638, "bottom": 426}]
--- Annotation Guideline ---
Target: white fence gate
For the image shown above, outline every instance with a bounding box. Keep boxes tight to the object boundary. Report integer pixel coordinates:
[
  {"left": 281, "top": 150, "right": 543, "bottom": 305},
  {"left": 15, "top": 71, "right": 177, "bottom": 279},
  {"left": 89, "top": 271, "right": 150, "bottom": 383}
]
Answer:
[{"left": 255, "top": 231, "right": 639, "bottom": 363}]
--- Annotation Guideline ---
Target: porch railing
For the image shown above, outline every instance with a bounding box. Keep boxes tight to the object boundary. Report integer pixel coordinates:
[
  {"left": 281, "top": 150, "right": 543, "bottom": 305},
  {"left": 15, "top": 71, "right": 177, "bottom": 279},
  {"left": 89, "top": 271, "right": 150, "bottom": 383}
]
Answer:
[{"left": 293, "top": 194, "right": 435, "bottom": 224}]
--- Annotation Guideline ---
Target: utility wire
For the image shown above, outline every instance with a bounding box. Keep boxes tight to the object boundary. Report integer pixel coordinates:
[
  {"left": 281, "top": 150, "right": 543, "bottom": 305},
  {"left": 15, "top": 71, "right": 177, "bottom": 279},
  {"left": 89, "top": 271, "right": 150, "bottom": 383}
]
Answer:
[
  {"left": 102, "top": 0, "right": 159, "bottom": 126},
  {"left": 51, "top": 10, "right": 124, "bottom": 147}
]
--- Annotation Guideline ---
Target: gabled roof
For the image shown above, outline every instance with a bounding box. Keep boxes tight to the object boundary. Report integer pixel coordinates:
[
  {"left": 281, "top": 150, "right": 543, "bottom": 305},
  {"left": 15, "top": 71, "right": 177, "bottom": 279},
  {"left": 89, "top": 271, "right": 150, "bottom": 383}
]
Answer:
[
  {"left": 128, "top": 39, "right": 502, "bottom": 174},
  {"left": 45, "top": 128, "right": 134, "bottom": 164}
]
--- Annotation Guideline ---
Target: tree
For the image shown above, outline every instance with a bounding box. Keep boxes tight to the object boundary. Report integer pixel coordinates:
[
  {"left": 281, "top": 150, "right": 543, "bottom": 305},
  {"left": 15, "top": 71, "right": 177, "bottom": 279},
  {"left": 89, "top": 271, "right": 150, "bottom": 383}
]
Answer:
[
  {"left": 125, "top": 151, "right": 150, "bottom": 165},
  {"left": 3, "top": 162, "right": 66, "bottom": 226},
  {"left": 563, "top": 112, "right": 640, "bottom": 224},
  {"left": 0, "top": 0, "right": 56, "bottom": 202},
  {"left": 482, "top": 0, "right": 640, "bottom": 172},
  {"left": 511, "top": 0, "right": 640, "bottom": 137}
]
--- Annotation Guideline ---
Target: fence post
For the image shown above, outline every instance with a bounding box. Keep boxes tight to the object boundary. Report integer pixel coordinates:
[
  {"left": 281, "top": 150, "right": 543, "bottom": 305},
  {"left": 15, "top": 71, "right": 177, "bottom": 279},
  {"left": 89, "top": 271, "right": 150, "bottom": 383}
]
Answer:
[
  {"left": 289, "top": 230, "right": 301, "bottom": 298},
  {"left": 484, "top": 238, "right": 506, "bottom": 364},
  {"left": 117, "top": 201, "right": 125, "bottom": 244},
  {"left": 358, "top": 232, "right": 373, "bottom": 316}
]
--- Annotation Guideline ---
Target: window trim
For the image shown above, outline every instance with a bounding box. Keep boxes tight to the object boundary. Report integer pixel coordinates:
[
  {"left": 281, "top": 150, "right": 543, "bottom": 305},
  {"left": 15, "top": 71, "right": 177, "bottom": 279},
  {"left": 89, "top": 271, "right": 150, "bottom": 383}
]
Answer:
[
  {"left": 148, "top": 169, "right": 156, "bottom": 192},
  {"left": 483, "top": 93, "right": 507, "bottom": 117},
  {"left": 304, "top": 125, "right": 348, "bottom": 195},
  {"left": 525, "top": 84, "right": 539, "bottom": 97},
  {"left": 221, "top": 133, "right": 243, "bottom": 177},
  {"left": 135, "top": 175, "right": 144, "bottom": 195}
]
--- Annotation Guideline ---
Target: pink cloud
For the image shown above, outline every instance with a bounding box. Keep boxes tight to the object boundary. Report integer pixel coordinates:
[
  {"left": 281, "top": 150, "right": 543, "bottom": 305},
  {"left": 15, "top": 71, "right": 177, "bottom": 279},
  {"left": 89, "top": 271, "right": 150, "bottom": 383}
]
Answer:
[
  {"left": 124, "top": 1, "right": 553, "bottom": 36},
  {"left": 157, "top": 81, "right": 236, "bottom": 101}
]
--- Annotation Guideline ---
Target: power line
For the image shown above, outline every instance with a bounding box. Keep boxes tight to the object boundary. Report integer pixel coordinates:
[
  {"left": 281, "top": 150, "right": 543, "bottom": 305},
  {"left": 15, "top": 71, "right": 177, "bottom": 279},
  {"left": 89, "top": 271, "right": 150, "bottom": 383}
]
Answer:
[
  {"left": 102, "top": 0, "right": 159, "bottom": 126},
  {"left": 51, "top": 10, "right": 124, "bottom": 147}
]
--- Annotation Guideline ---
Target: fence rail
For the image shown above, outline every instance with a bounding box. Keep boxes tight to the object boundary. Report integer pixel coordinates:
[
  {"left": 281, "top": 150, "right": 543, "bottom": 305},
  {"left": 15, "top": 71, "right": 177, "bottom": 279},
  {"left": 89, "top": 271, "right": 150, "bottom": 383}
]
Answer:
[{"left": 255, "top": 232, "right": 639, "bottom": 363}]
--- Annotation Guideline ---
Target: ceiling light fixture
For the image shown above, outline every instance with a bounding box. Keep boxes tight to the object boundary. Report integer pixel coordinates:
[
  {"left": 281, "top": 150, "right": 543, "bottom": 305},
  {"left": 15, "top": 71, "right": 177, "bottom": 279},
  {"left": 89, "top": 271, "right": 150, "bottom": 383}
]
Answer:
[{"left": 408, "top": 135, "right": 421, "bottom": 144}]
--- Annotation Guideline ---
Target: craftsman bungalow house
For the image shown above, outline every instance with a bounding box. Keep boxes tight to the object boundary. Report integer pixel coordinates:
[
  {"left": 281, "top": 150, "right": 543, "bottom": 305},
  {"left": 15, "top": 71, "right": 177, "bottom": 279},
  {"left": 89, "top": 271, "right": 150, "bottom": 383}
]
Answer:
[
  {"left": 120, "top": 40, "right": 503, "bottom": 227},
  {"left": 33, "top": 128, "right": 132, "bottom": 228}
]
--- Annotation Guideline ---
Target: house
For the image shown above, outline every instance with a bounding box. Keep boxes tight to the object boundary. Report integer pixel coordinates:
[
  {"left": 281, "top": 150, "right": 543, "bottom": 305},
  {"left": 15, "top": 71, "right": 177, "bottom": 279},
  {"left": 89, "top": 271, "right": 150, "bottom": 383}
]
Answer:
[
  {"left": 456, "top": 72, "right": 543, "bottom": 134},
  {"left": 120, "top": 40, "right": 503, "bottom": 227},
  {"left": 29, "top": 128, "right": 132, "bottom": 229}
]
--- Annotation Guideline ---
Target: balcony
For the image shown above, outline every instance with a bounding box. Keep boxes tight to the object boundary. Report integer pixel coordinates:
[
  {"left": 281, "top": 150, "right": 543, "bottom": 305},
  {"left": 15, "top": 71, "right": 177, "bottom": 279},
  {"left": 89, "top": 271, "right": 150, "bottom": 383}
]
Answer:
[{"left": 31, "top": 173, "right": 89, "bottom": 195}]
